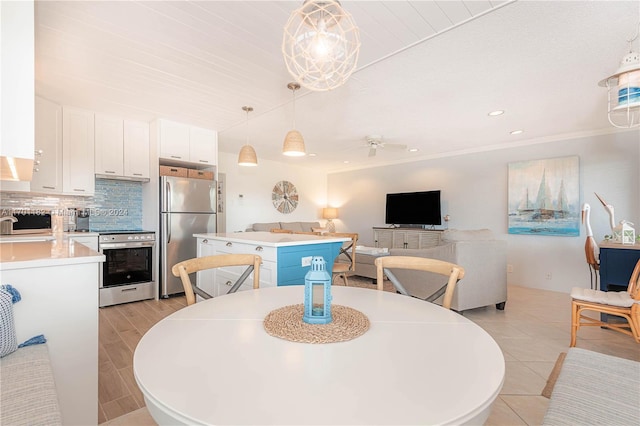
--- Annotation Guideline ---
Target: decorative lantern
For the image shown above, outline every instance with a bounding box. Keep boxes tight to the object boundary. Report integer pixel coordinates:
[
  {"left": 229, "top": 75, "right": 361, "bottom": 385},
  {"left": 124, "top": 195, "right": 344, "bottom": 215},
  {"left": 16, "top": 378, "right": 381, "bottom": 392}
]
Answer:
[
  {"left": 303, "top": 256, "right": 332, "bottom": 324},
  {"left": 621, "top": 221, "right": 636, "bottom": 245}
]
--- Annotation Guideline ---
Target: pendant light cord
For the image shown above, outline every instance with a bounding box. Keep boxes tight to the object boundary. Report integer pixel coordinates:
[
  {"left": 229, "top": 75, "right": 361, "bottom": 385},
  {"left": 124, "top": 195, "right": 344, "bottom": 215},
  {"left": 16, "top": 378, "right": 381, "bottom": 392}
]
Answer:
[{"left": 628, "top": 21, "right": 640, "bottom": 50}]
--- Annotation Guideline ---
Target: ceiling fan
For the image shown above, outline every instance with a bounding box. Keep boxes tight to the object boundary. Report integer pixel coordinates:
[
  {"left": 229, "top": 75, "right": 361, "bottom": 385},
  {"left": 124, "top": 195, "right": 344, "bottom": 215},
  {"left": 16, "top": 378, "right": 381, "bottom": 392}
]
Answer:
[{"left": 364, "top": 135, "right": 407, "bottom": 157}]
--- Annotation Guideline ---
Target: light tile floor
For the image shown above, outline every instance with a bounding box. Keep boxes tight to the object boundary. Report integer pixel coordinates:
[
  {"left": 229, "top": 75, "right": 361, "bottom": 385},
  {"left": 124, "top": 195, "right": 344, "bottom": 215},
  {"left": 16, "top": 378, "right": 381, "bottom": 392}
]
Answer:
[{"left": 102, "top": 282, "right": 639, "bottom": 426}]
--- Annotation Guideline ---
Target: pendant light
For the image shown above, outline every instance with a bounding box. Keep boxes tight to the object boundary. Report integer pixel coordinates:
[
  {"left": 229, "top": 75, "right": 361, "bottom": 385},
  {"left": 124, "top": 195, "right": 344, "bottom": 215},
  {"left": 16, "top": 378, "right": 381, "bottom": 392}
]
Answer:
[
  {"left": 282, "top": 0, "right": 360, "bottom": 91},
  {"left": 283, "top": 82, "right": 306, "bottom": 157},
  {"left": 598, "top": 22, "right": 640, "bottom": 129},
  {"left": 238, "top": 106, "right": 258, "bottom": 166}
]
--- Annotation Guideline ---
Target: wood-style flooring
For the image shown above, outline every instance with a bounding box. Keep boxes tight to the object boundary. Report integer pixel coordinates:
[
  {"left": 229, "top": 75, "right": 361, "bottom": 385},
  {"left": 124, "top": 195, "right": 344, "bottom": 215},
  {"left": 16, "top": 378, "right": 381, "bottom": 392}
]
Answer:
[{"left": 98, "top": 295, "right": 186, "bottom": 424}]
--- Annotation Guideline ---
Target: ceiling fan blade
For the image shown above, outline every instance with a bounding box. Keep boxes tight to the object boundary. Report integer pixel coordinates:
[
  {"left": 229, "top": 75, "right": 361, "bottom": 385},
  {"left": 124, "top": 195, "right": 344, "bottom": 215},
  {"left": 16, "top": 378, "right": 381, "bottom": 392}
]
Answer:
[
  {"left": 368, "top": 146, "right": 377, "bottom": 157},
  {"left": 384, "top": 143, "right": 407, "bottom": 150}
]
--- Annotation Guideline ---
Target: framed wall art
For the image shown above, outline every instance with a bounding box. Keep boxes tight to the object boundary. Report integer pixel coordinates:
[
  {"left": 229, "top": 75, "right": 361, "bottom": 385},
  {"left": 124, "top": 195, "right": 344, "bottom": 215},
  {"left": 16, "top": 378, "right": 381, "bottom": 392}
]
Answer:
[{"left": 508, "top": 156, "right": 580, "bottom": 236}]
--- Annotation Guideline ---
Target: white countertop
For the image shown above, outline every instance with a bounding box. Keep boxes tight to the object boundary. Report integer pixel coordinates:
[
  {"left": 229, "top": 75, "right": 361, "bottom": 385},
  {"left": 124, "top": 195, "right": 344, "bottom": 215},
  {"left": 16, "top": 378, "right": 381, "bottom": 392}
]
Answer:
[
  {"left": 194, "top": 231, "right": 350, "bottom": 247},
  {"left": 135, "top": 286, "right": 505, "bottom": 425},
  {"left": 600, "top": 241, "right": 640, "bottom": 250},
  {"left": 0, "top": 237, "right": 104, "bottom": 271}
]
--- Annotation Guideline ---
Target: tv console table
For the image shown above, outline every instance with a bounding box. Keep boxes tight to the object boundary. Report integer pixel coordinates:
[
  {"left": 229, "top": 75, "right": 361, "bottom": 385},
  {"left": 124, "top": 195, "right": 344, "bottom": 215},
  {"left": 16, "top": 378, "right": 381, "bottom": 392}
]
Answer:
[
  {"left": 355, "top": 228, "right": 443, "bottom": 281},
  {"left": 373, "top": 227, "right": 443, "bottom": 249}
]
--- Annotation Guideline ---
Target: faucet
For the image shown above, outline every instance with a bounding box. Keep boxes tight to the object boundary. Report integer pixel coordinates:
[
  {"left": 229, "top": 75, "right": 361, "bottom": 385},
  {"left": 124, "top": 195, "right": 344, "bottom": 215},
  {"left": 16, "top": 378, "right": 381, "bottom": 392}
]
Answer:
[{"left": 0, "top": 215, "right": 17, "bottom": 235}]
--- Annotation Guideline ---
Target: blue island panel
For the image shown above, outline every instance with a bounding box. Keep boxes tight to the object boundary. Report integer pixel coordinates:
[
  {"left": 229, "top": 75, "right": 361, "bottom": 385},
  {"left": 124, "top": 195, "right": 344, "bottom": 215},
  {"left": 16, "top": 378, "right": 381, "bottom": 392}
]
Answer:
[{"left": 277, "top": 241, "right": 344, "bottom": 286}]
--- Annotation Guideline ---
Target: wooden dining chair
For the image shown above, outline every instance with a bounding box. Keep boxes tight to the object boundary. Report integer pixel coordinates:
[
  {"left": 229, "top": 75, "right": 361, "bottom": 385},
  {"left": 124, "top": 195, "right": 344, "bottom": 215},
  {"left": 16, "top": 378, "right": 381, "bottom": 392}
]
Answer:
[
  {"left": 570, "top": 258, "right": 640, "bottom": 346},
  {"left": 375, "top": 256, "right": 465, "bottom": 310},
  {"left": 171, "top": 254, "right": 262, "bottom": 306},
  {"left": 326, "top": 232, "right": 358, "bottom": 286}
]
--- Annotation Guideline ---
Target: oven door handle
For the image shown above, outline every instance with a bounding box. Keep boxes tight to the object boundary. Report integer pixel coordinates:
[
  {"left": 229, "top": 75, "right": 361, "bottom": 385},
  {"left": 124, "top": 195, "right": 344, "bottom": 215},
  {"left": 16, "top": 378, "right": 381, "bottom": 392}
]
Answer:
[{"left": 100, "top": 242, "right": 155, "bottom": 249}]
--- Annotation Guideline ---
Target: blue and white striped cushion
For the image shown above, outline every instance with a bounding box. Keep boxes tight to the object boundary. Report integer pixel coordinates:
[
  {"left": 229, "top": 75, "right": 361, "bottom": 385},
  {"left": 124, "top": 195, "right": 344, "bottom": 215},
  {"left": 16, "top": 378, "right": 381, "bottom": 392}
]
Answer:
[{"left": 0, "top": 285, "right": 18, "bottom": 358}]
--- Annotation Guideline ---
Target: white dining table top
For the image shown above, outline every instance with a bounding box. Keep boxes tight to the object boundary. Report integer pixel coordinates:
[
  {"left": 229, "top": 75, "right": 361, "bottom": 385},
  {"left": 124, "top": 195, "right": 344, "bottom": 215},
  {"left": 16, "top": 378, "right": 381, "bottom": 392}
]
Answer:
[{"left": 134, "top": 286, "right": 505, "bottom": 425}]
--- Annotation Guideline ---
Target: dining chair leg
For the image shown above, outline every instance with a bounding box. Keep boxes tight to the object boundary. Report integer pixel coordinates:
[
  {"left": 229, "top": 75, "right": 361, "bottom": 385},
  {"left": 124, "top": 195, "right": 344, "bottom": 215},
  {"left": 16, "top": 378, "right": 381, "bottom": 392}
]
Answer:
[{"left": 570, "top": 301, "right": 579, "bottom": 347}]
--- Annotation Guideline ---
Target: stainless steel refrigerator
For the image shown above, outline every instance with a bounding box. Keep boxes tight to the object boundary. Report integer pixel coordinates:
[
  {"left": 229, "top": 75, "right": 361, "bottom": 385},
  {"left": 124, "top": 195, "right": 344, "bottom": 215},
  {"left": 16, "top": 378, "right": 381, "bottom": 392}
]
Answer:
[{"left": 160, "top": 175, "right": 216, "bottom": 297}]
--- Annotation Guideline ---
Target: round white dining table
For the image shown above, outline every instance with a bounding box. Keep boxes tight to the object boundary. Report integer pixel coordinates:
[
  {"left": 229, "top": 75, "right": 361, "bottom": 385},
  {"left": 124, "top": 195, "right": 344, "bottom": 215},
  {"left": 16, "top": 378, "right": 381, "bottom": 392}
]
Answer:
[{"left": 134, "top": 286, "right": 504, "bottom": 425}]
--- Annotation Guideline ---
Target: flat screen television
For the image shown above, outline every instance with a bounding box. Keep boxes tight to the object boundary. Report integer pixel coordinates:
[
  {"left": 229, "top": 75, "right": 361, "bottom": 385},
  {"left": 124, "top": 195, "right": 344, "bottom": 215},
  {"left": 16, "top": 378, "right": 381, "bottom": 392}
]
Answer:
[{"left": 385, "top": 190, "right": 442, "bottom": 226}]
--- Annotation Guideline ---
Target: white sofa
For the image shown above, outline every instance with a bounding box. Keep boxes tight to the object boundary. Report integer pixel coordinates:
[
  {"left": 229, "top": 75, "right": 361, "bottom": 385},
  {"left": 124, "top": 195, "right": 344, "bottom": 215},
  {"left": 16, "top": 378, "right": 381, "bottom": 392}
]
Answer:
[{"left": 385, "top": 229, "right": 507, "bottom": 312}]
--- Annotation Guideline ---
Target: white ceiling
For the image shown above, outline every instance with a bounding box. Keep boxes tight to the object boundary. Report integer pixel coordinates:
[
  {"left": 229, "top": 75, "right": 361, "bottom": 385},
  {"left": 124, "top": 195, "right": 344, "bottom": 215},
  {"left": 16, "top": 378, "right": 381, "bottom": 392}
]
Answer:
[{"left": 34, "top": 1, "right": 640, "bottom": 173}]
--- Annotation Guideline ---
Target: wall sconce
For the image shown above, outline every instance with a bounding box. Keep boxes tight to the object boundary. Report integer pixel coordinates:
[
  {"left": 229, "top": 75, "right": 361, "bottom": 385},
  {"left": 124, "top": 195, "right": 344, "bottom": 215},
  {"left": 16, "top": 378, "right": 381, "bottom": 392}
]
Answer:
[
  {"left": 303, "top": 256, "right": 332, "bottom": 324},
  {"left": 322, "top": 207, "right": 338, "bottom": 232}
]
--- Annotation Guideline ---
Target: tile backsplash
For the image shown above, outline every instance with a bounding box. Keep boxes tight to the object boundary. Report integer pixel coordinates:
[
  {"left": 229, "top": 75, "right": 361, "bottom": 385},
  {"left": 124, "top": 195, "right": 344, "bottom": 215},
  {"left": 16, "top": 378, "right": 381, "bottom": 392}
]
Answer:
[{"left": 0, "top": 178, "right": 144, "bottom": 231}]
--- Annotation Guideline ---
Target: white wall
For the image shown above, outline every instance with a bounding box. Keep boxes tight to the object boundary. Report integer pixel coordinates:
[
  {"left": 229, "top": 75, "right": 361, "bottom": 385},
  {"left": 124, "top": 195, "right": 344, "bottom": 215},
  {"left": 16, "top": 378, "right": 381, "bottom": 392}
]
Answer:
[
  {"left": 327, "top": 131, "right": 640, "bottom": 293},
  {"left": 218, "top": 152, "right": 328, "bottom": 232}
]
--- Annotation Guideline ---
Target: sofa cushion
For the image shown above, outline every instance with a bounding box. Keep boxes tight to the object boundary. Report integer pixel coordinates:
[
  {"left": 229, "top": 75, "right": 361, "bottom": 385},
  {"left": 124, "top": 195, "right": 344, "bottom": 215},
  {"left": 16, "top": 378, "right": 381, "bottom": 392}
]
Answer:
[
  {"left": 281, "top": 222, "right": 304, "bottom": 232},
  {"left": 252, "top": 222, "right": 281, "bottom": 232},
  {"left": 442, "top": 228, "right": 494, "bottom": 242}
]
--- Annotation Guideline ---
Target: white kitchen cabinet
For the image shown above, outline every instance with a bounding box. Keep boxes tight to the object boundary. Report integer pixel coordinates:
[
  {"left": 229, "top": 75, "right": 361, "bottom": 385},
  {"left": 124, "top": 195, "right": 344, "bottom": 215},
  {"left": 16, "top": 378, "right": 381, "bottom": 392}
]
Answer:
[
  {"left": 157, "top": 119, "right": 217, "bottom": 167},
  {"left": 62, "top": 107, "right": 95, "bottom": 195},
  {"left": 124, "top": 120, "right": 150, "bottom": 179},
  {"left": 158, "top": 119, "right": 190, "bottom": 161},
  {"left": 0, "top": 1, "right": 34, "bottom": 182},
  {"left": 94, "top": 114, "right": 124, "bottom": 177},
  {"left": 31, "top": 97, "right": 63, "bottom": 193},
  {"left": 189, "top": 126, "right": 217, "bottom": 166},
  {"left": 95, "top": 115, "right": 149, "bottom": 180},
  {"left": 196, "top": 237, "right": 275, "bottom": 298}
]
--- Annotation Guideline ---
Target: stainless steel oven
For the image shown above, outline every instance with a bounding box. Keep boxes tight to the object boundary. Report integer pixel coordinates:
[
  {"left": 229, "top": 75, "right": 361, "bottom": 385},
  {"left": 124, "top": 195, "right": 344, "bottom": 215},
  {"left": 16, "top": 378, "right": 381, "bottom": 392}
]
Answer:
[{"left": 98, "top": 231, "right": 156, "bottom": 307}]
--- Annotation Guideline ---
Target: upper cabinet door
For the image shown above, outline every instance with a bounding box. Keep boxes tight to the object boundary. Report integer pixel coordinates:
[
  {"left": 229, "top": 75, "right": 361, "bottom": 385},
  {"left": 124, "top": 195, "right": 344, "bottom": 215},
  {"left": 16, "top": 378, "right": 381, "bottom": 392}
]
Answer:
[
  {"left": 31, "top": 97, "right": 63, "bottom": 193},
  {"left": 62, "top": 107, "right": 95, "bottom": 195},
  {"left": 95, "top": 114, "right": 124, "bottom": 177},
  {"left": 124, "top": 120, "right": 150, "bottom": 179},
  {"left": 159, "top": 120, "right": 189, "bottom": 161},
  {"left": 189, "top": 126, "right": 217, "bottom": 166}
]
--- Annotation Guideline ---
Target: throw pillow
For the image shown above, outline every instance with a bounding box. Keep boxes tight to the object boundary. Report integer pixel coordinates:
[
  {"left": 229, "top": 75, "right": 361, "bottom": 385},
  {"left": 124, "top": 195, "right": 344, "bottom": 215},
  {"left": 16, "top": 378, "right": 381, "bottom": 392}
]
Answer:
[{"left": 0, "top": 284, "right": 21, "bottom": 358}]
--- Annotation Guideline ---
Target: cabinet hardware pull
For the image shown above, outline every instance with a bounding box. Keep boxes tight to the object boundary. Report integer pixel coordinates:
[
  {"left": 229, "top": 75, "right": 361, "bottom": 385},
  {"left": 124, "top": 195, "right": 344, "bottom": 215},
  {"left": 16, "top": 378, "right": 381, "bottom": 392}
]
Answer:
[
  {"left": 35, "top": 149, "right": 43, "bottom": 155},
  {"left": 226, "top": 242, "right": 232, "bottom": 247},
  {"left": 133, "top": 173, "right": 142, "bottom": 176},
  {"left": 225, "top": 281, "right": 232, "bottom": 286},
  {"left": 105, "top": 171, "right": 115, "bottom": 174},
  {"left": 33, "top": 168, "right": 39, "bottom": 172},
  {"left": 43, "top": 186, "right": 55, "bottom": 189},
  {"left": 122, "top": 287, "right": 137, "bottom": 292},
  {"left": 35, "top": 160, "right": 40, "bottom": 165},
  {"left": 199, "top": 160, "right": 208, "bottom": 163},
  {"left": 74, "top": 189, "right": 85, "bottom": 192},
  {"left": 202, "top": 239, "right": 208, "bottom": 243},
  {"left": 170, "top": 156, "right": 181, "bottom": 159},
  {"left": 255, "top": 246, "right": 264, "bottom": 252}
]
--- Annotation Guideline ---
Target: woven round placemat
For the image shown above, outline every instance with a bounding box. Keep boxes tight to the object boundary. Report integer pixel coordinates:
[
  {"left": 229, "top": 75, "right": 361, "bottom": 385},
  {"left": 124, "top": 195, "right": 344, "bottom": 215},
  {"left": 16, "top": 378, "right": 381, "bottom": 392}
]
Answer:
[{"left": 263, "top": 304, "right": 370, "bottom": 344}]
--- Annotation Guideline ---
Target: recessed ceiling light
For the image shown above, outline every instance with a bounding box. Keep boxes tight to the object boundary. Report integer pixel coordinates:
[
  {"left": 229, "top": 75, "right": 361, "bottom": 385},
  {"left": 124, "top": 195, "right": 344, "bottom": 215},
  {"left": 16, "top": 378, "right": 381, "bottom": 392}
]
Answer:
[
  {"left": 408, "top": 148, "right": 419, "bottom": 152},
  {"left": 510, "top": 129, "right": 524, "bottom": 135},
  {"left": 343, "top": 160, "right": 350, "bottom": 164},
  {"left": 488, "top": 110, "right": 504, "bottom": 116}
]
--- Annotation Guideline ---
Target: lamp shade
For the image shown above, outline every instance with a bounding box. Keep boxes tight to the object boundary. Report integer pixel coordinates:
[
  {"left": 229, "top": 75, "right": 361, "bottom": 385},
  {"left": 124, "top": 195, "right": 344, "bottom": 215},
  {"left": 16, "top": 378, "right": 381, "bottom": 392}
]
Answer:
[
  {"left": 322, "top": 207, "right": 338, "bottom": 219},
  {"left": 238, "top": 145, "right": 258, "bottom": 166},
  {"left": 283, "top": 130, "right": 306, "bottom": 156}
]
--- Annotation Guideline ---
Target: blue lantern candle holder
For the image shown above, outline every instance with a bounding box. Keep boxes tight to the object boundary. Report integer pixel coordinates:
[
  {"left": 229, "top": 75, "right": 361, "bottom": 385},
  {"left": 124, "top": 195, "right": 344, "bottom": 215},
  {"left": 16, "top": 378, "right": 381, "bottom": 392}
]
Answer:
[{"left": 303, "top": 256, "right": 333, "bottom": 324}]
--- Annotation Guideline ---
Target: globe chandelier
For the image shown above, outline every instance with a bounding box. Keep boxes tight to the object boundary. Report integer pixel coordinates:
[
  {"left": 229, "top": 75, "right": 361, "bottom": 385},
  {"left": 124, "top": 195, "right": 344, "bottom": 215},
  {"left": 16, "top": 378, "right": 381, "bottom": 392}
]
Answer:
[
  {"left": 282, "top": 0, "right": 360, "bottom": 91},
  {"left": 598, "top": 22, "right": 640, "bottom": 129}
]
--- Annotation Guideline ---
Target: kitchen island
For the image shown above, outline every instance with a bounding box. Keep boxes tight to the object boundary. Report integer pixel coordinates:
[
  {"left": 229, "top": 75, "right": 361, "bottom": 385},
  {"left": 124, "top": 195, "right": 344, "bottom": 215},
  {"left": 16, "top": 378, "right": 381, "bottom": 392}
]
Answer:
[
  {"left": 0, "top": 238, "right": 104, "bottom": 425},
  {"left": 194, "top": 232, "right": 349, "bottom": 295}
]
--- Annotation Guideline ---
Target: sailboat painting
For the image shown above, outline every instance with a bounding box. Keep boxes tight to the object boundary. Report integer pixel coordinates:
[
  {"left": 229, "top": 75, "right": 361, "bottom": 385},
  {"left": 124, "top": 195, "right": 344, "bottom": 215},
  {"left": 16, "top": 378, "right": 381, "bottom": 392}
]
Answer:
[{"left": 508, "top": 156, "right": 580, "bottom": 236}]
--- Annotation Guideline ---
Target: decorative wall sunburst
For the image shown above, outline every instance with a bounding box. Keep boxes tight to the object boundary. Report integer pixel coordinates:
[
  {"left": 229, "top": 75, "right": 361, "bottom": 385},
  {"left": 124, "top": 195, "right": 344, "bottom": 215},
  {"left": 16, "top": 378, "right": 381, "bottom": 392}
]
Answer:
[{"left": 272, "top": 180, "right": 299, "bottom": 214}]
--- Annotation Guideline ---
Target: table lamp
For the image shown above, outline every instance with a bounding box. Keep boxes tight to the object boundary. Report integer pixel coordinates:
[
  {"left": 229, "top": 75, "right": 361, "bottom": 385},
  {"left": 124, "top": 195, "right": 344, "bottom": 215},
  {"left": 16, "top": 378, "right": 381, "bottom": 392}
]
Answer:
[{"left": 322, "top": 207, "right": 338, "bottom": 232}]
